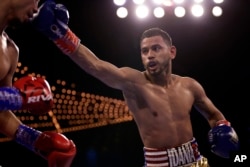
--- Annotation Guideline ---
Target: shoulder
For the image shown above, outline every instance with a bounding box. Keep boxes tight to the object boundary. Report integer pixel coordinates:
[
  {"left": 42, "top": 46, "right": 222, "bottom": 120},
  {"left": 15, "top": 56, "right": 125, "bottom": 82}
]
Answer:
[
  {"left": 174, "top": 75, "right": 205, "bottom": 93},
  {"left": 173, "top": 74, "right": 198, "bottom": 85},
  {"left": 2, "top": 31, "right": 19, "bottom": 51},
  {"left": 120, "top": 67, "right": 145, "bottom": 79}
]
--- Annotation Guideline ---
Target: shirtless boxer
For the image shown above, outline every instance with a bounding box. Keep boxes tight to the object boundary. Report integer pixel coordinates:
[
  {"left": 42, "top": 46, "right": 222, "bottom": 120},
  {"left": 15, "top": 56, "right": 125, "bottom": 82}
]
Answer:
[
  {"left": 0, "top": 0, "right": 76, "bottom": 166},
  {"left": 32, "top": 1, "right": 240, "bottom": 166}
]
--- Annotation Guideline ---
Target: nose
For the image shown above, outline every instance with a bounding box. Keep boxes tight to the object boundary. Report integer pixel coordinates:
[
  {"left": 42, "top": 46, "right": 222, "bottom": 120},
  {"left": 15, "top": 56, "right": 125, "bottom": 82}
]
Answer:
[{"left": 147, "top": 50, "right": 155, "bottom": 60}]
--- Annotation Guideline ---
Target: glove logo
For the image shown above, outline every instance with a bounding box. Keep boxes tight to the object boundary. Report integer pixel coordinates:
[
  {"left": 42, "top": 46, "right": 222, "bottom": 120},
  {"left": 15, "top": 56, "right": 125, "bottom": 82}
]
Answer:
[
  {"left": 13, "top": 76, "right": 54, "bottom": 115},
  {"left": 27, "top": 94, "right": 53, "bottom": 103},
  {"left": 19, "top": 77, "right": 53, "bottom": 103},
  {"left": 50, "top": 23, "right": 64, "bottom": 38}
]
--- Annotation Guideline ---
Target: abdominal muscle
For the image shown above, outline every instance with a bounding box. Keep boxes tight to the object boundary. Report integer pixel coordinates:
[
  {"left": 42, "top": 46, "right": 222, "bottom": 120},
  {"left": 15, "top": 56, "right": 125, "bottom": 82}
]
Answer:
[
  {"left": 123, "top": 78, "right": 195, "bottom": 148},
  {"left": 134, "top": 108, "right": 194, "bottom": 148}
]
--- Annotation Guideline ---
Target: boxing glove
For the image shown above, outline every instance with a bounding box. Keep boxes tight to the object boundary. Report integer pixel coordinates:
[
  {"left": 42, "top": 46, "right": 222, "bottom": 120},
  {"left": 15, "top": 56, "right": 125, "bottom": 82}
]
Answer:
[
  {"left": 0, "top": 75, "right": 53, "bottom": 115},
  {"left": 15, "top": 124, "right": 76, "bottom": 167},
  {"left": 32, "top": 0, "right": 80, "bottom": 56},
  {"left": 208, "top": 120, "right": 239, "bottom": 158}
]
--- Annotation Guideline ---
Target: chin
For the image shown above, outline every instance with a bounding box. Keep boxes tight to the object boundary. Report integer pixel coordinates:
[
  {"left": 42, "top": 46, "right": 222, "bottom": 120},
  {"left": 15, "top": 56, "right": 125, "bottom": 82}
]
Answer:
[
  {"left": 151, "top": 69, "right": 163, "bottom": 76},
  {"left": 9, "top": 19, "right": 22, "bottom": 27},
  {"left": 8, "top": 18, "right": 28, "bottom": 29},
  {"left": 148, "top": 71, "right": 157, "bottom": 76}
]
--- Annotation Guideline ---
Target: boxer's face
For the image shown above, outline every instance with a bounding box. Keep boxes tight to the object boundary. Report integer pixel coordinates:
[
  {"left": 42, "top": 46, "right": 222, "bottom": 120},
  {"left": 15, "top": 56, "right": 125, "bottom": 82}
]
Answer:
[
  {"left": 9, "top": 0, "right": 39, "bottom": 25},
  {"left": 140, "top": 35, "right": 176, "bottom": 75}
]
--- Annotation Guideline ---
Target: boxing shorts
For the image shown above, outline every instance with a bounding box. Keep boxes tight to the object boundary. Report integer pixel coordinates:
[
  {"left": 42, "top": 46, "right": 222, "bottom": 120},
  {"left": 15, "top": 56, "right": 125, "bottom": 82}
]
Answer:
[{"left": 143, "top": 138, "right": 210, "bottom": 167}]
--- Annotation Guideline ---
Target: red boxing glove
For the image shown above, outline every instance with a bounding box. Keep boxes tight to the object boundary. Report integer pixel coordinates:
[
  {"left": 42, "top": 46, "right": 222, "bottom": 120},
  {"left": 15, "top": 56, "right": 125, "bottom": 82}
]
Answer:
[
  {"left": 13, "top": 75, "right": 53, "bottom": 115},
  {"left": 35, "top": 132, "right": 76, "bottom": 167},
  {"left": 15, "top": 125, "right": 76, "bottom": 167}
]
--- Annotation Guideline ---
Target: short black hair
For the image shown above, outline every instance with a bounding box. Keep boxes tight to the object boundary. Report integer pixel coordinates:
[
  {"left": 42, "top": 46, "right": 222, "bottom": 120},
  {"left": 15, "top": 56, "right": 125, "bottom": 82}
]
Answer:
[{"left": 140, "top": 27, "right": 172, "bottom": 46}]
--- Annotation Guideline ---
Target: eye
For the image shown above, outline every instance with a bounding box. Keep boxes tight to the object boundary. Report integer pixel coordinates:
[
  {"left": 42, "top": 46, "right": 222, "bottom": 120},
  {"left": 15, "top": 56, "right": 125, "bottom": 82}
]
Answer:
[
  {"left": 141, "top": 48, "right": 148, "bottom": 55},
  {"left": 152, "top": 45, "right": 161, "bottom": 52}
]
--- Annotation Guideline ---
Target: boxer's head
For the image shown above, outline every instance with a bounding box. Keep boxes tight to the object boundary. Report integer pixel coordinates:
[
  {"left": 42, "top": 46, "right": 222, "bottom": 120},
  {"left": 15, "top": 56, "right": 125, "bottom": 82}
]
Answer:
[
  {"left": 6, "top": 0, "right": 40, "bottom": 27},
  {"left": 140, "top": 27, "right": 172, "bottom": 47}
]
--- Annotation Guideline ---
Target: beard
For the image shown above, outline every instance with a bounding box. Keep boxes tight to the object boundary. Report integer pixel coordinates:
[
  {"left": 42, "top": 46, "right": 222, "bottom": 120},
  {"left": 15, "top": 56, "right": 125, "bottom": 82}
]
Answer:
[{"left": 146, "top": 60, "right": 170, "bottom": 76}]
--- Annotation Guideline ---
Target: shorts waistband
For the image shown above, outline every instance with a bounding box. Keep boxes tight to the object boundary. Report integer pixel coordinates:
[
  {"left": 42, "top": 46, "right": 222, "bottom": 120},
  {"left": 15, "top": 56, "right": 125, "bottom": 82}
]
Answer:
[{"left": 144, "top": 138, "right": 201, "bottom": 167}]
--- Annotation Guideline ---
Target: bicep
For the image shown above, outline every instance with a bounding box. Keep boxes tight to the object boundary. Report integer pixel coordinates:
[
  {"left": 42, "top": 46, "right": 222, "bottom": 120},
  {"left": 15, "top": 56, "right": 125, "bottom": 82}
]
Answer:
[
  {"left": 70, "top": 44, "right": 134, "bottom": 90},
  {"left": 191, "top": 79, "right": 225, "bottom": 126},
  {"left": 70, "top": 44, "right": 140, "bottom": 90},
  {"left": 93, "top": 60, "right": 130, "bottom": 90}
]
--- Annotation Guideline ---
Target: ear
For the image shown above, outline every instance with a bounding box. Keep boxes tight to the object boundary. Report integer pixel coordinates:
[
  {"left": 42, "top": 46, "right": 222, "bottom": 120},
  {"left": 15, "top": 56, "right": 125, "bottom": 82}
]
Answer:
[{"left": 170, "top": 45, "right": 177, "bottom": 59}]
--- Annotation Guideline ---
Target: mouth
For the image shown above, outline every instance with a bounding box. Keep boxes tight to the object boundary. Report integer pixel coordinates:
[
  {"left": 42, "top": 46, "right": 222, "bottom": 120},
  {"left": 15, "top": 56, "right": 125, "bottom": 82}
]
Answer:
[{"left": 147, "top": 61, "right": 157, "bottom": 70}]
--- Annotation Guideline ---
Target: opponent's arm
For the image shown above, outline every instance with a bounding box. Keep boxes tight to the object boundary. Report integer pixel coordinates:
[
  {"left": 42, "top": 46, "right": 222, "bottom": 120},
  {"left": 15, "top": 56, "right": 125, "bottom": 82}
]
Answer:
[
  {"left": 15, "top": 124, "right": 76, "bottom": 167},
  {"left": 190, "top": 78, "right": 239, "bottom": 158},
  {"left": 0, "top": 75, "right": 53, "bottom": 115}
]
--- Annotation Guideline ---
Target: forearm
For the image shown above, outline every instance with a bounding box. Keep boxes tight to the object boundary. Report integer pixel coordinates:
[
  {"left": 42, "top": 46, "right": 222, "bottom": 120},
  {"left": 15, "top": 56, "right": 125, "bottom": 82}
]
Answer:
[
  {"left": 208, "top": 111, "right": 226, "bottom": 128},
  {"left": 70, "top": 44, "right": 125, "bottom": 90},
  {"left": 0, "top": 111, "right": 22, "bottom": 139},
  {"left": 70, "top": 44, "right": 101, "bottom": 74}
]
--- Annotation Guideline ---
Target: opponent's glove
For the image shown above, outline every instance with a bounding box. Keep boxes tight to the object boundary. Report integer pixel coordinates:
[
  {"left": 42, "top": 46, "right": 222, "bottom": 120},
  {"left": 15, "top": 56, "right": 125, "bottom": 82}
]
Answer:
[
  {"left": 15, "top": 124, "right": 76, "bottom": 167},
  {"left": 208, "top": 120, "right": 239, "bottom": 158},
  {"left": 0, "top": 75, "right": 53, "bottom": 115},
  {"left": 32, "top": 0, "right": 80, "bottom": 56}
]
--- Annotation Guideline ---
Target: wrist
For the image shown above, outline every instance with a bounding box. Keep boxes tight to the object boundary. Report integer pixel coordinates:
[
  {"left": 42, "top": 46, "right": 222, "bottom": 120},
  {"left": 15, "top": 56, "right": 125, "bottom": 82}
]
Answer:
[
  {"left": 215, "top": 120, "right": 231, "bottom": 126},
  {"left": 0, "top": 87, "right": 23, "bottom": 110},
  {"left": 14, "top": 124, "right": 41, "bottom": 153},
  {"left": 54, "top": 28, "right": 80, "bottom": 56}
]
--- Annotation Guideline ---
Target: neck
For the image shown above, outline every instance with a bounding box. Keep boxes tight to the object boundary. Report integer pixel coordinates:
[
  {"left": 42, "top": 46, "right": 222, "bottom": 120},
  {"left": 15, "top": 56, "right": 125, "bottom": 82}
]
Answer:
[
  {"left": 144, "top": 71, "right": 173, "bottom": 87},
  {"left": 144, "top": 61, "right": 173, "bottom": 87}
]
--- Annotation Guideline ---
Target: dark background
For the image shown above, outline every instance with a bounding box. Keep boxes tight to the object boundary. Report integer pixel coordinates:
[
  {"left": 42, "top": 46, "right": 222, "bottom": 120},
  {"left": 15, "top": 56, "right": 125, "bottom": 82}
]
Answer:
[{"left": 1, "top": 0, "right": 250, "bottom": 166}]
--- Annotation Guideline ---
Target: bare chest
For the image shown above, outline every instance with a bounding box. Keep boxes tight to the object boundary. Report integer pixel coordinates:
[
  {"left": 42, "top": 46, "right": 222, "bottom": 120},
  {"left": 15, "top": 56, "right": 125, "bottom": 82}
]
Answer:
[
  {"left": 124, "top": 82, "right": 194, "bottom": 117},
  {"left": 0, "top": 35, "right": 19, "bottom": 85}
]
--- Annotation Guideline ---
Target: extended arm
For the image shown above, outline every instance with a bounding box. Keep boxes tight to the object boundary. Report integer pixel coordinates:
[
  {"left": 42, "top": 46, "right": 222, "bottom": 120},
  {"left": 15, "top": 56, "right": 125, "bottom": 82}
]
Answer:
[
  {"left": 32, "top": 0, "right": 132, "bottom": 90},
  {"left": 70, "top": 44, "right": 131, "bottom": 90}
]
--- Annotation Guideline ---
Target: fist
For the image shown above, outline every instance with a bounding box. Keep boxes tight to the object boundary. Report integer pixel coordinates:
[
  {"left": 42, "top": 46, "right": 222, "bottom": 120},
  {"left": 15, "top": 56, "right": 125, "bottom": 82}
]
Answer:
[
  {"left": 208, "top": 124, "right": 239, "bottom": 158},
  {"left": 35, "top": 132, "right": 76, "bottom": 167},
  {"left": 13, "top": 76, "right": 53, "bottom": 115},
  {"left": 32, "top": 0, "right": 80, "bottom": 55}
]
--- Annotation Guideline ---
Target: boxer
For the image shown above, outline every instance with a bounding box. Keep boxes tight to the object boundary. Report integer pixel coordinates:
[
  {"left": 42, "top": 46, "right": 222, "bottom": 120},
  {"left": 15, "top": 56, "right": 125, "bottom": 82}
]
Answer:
[{"left": 0, "top": 0, "right": 76, "bottom": 166}]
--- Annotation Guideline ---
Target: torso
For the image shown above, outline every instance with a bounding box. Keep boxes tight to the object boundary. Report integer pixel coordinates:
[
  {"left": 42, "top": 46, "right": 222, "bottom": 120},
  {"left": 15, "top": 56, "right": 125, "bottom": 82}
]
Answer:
[
  {"left": 0, "top": 32, "right": 19, "bottom": 87},
  {"left": 122, "top": 72, "right": 195, "bottom": 148},
  {"left": 0, "top": 31, "right": 22, "bottom": 137}
]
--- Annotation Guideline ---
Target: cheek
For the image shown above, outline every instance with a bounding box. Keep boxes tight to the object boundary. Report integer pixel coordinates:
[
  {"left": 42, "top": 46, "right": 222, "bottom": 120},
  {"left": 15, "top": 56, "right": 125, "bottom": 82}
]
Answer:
[
  {"left": 162, "top": 51, "right": 172, "bottom": 59},
  {"left": 16, "top": 4, "right": 29, "bottom": 14},
  {"left": 141, "top": 56, "right": 147, "bottom": 67}
]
